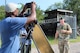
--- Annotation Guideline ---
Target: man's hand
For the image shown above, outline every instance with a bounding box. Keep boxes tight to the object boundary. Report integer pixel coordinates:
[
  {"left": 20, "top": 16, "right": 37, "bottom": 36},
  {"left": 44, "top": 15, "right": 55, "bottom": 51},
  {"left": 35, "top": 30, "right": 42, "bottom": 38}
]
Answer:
[
  {"left": 31, "top": 2, "right": 36, "bottom": 9},
  {"left": 31, "top": 1, "right": 36, "bottom": 20},
  {"left": 61, "top": 30, "right": 67, "bottom": 34},
  {"left": 55, "top": 31, "right": 59, "bottom": 39},
  {"left": 26, "top": 1, "right": 36, "bottom": 24}
]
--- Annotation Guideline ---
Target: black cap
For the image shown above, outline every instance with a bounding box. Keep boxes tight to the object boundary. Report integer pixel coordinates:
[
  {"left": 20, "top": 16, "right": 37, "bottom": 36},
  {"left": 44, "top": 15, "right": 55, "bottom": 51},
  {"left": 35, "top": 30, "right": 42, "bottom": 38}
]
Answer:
[{"left": 59, "top": 17, "right": 63, "bottom": 20}]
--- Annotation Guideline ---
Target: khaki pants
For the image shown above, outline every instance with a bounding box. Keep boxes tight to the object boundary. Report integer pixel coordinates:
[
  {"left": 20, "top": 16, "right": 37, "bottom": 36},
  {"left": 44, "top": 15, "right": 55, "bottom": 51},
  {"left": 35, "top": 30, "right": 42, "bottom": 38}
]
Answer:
[{"left": 58, "top": 40, "right": 69, "bottom": 53}]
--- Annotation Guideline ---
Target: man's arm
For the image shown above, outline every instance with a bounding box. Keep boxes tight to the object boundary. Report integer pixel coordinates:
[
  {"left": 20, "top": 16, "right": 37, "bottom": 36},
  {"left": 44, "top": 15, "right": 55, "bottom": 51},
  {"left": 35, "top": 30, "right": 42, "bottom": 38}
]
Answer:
[
  {"left": 61, "top": 24, "right": 72, "bottom": 35},
  {"left": 66, "top": 24, "right": 72, "bottom": 34},
  {"left": 19, "top": 2, "right": 36, "bottom": 25},
  {"left": 26, "top": 2, "right": 36, "bottom": 24},
  {"left": 55, "top": 31, "right": 59, "bottom": 39}
]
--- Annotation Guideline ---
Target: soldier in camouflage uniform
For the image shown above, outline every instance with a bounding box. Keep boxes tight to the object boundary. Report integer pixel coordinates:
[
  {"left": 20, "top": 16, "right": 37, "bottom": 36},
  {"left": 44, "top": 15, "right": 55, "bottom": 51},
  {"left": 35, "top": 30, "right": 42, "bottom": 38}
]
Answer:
[{"left": 55, "top": 18, "right": 72, "bottom": 53}]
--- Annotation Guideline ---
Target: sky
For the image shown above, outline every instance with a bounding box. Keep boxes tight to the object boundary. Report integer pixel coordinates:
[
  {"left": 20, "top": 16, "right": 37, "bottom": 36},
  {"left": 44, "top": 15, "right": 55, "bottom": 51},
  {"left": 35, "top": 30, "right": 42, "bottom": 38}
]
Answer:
[{"left": 0, "top": 0, "right": 63, "bottom": 10}]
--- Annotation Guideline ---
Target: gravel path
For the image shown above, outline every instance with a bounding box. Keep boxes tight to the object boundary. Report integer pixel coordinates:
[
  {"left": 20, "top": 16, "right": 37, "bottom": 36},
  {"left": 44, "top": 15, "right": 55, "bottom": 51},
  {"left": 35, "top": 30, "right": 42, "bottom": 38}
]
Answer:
[{"left": 31, "top": 42, "right": 80, "bottom": 53}]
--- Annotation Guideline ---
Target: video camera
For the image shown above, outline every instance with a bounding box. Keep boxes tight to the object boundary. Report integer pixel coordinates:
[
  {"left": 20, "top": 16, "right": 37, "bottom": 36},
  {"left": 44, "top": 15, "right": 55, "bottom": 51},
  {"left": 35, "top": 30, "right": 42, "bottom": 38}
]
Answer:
[
  {"left": 18, "top": 2, "right": 33, "bottom": 17},
  {"left": 25, "top": 2, "right": 32, "bottom": 8},
  {"left": 18, "top": 2, "right": 37, "bottom": 25}
]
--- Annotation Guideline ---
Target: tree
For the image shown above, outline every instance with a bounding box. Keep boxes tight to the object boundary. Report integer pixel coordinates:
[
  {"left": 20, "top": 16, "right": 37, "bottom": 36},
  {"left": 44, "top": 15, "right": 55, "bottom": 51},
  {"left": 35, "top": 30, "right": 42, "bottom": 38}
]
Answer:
[
  {"left": 36, "top": 6, "right": 44, "bottom": 21},
  {"left": 0, "top": 6, "right": 5, "bottom": 20},
  {"left": 63, "top": 0, "right": 80, "bottom": 24},
  {"left": 46, "top": 2, "right": 64, "bottom": 11}
]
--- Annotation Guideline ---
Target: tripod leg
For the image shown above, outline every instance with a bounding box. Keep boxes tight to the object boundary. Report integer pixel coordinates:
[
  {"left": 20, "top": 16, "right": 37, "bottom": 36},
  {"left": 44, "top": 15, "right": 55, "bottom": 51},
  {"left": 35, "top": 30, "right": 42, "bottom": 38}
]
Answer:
[
  {"left": 25, "top": 44, "right": 31, "bottom": 53},
  {"left": 21, "top": 43, "right": 25, "bottom": 53}
]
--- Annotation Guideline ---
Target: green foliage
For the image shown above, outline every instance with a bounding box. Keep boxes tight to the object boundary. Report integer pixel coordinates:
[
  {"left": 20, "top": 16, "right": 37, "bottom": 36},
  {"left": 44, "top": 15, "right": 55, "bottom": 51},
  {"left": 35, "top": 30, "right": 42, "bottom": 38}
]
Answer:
[
  {"left": 63, "top": 0, "right": 80, "bottom": 24},
  {"left": 0, "top": 6, "right": 5, "bottom": 20},
  {"left": 46, "top": 2, "right": 64, "bottom": 11},
  {"left": 36, "top": 6, "right": 45, "bottom": 21},
  {"left": 70, "top": 36, "right": 80, "bottom": 43}
]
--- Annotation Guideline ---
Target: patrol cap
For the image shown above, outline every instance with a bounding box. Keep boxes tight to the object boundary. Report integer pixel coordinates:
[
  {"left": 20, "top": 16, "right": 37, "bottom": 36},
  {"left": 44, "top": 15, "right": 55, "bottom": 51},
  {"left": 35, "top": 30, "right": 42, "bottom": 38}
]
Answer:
[
  {"left": 59, "top": 17, "right": 63, "bottom": 20},
  {"left": 59, "top": 17, "right": 66, "bottom": 22}
]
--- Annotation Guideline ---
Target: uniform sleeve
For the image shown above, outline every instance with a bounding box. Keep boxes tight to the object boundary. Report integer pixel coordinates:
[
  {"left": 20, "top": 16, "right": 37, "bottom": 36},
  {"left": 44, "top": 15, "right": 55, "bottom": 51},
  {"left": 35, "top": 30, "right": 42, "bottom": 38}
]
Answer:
[
  {"left": 10, "top": 17, "right": 27, "bottom": 30},
  {"left": 67, "top": 24, "right": 72, "bottom": 32}
]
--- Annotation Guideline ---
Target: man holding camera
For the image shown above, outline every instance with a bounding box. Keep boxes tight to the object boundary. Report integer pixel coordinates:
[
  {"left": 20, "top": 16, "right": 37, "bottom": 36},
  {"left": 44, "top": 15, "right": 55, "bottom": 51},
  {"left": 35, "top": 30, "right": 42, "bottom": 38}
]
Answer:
[{"left": 0, "top": 2, "right": 36, "bottom": 53}]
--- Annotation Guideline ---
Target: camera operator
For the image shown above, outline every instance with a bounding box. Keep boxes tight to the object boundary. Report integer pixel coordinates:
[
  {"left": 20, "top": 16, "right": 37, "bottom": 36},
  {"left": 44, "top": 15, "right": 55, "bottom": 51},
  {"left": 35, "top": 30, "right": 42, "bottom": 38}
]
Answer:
[{"left": 0, "top": 2, "right": 36, "bottom": 53}]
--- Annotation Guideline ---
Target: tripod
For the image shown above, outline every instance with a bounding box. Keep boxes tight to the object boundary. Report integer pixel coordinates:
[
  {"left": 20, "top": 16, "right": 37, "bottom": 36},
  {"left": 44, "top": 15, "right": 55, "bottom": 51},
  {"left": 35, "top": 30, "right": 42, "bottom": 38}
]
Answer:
[
  {"left": 20, "top": 21, "right": 39, "bottom": 53},
  {"left": 20, "top": 24, "right": 32, "bottom": 53}
]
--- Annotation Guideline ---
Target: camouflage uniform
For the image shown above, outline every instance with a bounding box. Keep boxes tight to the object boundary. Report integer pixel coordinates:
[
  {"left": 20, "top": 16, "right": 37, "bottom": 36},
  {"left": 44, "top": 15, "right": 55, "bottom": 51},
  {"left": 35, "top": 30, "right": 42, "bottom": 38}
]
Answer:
[{"left": 57, "top": 23, "right": 72, "bottom": 53}]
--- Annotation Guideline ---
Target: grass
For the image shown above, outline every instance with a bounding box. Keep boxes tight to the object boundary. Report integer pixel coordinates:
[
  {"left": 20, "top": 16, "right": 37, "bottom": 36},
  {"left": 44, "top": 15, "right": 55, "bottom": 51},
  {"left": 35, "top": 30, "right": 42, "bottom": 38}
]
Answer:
[
  {"left": 47, "top": 35, "right": 80, "bottom": 45},
  {"left": 69, "top": 36, "right": 80, "bottom": 43},
  {"left": 47, "top": 36, "right": 57, "bottom": 44},
  {"left": 31, "top": 36, "right": 80, "bottom": 48},
  {"left": 0, "top": 36, "right": 80, "bottom": 48}
]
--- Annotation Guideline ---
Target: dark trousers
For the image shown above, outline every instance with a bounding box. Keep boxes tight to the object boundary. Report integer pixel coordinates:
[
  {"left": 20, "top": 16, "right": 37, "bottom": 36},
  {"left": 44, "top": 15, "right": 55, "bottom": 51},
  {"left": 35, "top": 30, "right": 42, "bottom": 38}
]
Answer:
[{"left": 21, "top": 44, "right": 31, "bottom": 53}]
